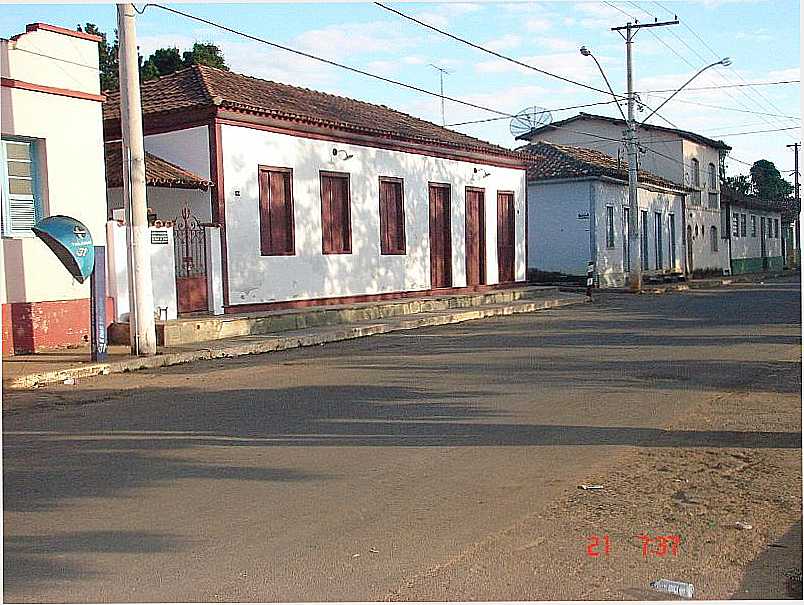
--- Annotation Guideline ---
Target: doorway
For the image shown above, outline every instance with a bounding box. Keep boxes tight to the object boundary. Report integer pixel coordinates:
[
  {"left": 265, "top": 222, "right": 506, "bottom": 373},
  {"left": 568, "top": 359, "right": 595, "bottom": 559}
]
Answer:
[
  {"left": 465, "top": 187, "right": 486, "bottom": 287},
  {"left": 429, "top": 183, "right": 452, "bottom": 289},
  {"left": 174, "top": 206, "right": 208, "bottom": 314},
  {"left": 497, "top": 191, "right": 515, "bottom": 283}
]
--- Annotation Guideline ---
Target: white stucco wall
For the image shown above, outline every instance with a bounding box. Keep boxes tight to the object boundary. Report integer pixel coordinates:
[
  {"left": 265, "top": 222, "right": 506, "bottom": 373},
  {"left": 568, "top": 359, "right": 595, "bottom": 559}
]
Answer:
[
  {"left": 593, "top": 181, "right": 684, "bottom": 287},
  {"left": 527, "top": 177, "right": 684, "bottom": 287},
  {"left": 107, "top": 186, "right": 212, "bottom": 224},
  {"left": 143, "top": 126, "right": 211, "bottom": 181},
  {"left": 681, "top": 139, "right": 729, "bottom": 273},
  {"left": 220, "top": 123, "right": 526, "bottom": 306},
  {"left": 729, "top": 205, "right": 782, "bottom": 261},
  {"left": 1, "top": 27, "right": 106, "bottom": 305},
  {"left": 527, "top": 179, "right": 592, "bottom": 276}
]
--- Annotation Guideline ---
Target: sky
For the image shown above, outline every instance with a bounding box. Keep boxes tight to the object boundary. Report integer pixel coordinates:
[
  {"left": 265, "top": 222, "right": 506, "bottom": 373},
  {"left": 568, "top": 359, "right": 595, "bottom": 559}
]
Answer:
[{"left": 1, "top": 1, "right": 800, "bottom": 178}]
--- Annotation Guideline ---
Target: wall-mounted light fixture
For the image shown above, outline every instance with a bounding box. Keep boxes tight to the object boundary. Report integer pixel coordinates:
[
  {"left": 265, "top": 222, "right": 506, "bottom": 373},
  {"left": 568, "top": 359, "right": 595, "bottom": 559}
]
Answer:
[
  {"left": 473, "top": 167, "right": 491, "bottom": 179},
  {"left": 332, "top": 148, "right": 354, "bottom": 161}
]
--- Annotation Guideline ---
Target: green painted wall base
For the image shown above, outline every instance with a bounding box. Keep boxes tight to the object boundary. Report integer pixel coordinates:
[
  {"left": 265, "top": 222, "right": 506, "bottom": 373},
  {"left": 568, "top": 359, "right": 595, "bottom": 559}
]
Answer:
[{"left": 731, "top": 256, "right": 784, "bottom": 274}]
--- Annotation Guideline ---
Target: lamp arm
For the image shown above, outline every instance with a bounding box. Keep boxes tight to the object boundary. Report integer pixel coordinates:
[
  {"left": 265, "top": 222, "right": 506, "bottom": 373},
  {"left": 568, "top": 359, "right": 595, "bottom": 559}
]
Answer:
[
  {"left": 641, "top": 61, "right": 724, "bottom": 126},
  {"left": 590, "top": 54, "right": 628, "bottom": 122}
]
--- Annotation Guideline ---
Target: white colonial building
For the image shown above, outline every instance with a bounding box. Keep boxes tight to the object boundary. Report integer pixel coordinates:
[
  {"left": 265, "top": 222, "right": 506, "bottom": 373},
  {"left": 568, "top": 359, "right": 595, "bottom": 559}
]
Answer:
[
  {"left": 102, "top": 65, "right": 528, "bottom": 314},
  {"left": 523, "top": 142, "right": 687, "bottom": 287},
  {"left": 721, "top": 186, "right": 785, "bottom": 274},
  {"left": 1, "top": 23, "right": 109, "bottom": 354},
  {"left": 517, "top": 112, "right": 732, "bottom": 277}
]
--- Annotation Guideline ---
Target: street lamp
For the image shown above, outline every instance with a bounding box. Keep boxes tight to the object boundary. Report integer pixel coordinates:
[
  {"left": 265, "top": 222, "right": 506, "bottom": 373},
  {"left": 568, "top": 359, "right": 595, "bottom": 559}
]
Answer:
[
  {"left": 640, "top": 58, "right": 732, "bottom": 125},
  {"left": 579, "top": 46, "right": 628, "bottom": 122}
]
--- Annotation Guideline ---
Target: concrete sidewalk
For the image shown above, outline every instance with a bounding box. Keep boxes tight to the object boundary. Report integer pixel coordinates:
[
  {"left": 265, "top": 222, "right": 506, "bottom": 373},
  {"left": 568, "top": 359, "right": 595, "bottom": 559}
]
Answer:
[{"left": 2, "top": 289, "right": 587, "bottom": 390}]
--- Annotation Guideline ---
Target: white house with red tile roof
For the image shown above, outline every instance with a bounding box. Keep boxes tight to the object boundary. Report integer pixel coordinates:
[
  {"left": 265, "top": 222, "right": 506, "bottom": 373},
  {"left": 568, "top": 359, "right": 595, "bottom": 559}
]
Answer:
[
  {"left": 1, "top": 23, "right": 110, "bottom": 354},
  {"left": 102, "top": 65, "right": 528, "bottom": 314},
  {"left": 517, "top": 113, "right": 732, "bottom": 277},
  {"left": 523, "top": 142, "right": 687, "bottom": 288}
]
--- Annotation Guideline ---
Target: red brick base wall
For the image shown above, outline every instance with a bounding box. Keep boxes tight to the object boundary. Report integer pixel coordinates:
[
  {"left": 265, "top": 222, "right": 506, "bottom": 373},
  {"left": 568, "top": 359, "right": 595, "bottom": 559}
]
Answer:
[{"left": 2, "top": 297, "right": 115, "bottom": 355}]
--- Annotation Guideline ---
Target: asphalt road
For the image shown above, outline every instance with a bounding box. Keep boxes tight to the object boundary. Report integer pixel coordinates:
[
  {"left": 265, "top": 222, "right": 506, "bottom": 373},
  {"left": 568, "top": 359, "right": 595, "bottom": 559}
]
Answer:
[{"left": 3, "top": 279, "right": 801, "bottom": 602}]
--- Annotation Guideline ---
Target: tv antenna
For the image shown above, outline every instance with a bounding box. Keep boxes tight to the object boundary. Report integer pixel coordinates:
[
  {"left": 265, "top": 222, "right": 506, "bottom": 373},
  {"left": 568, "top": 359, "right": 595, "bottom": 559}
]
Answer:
[{"left": 430, "top": 64, "right": 451, "bottom": 126}]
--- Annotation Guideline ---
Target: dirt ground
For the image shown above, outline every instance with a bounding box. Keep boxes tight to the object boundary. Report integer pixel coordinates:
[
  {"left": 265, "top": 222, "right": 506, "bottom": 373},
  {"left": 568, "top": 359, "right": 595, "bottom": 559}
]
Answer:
[{"left": 386, "top": 355, "right": 802, "bottom": 601}]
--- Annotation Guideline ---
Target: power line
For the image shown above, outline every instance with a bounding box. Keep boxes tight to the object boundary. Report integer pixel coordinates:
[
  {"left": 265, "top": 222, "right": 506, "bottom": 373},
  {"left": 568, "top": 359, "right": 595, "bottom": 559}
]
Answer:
[
  {"left": 143, "top": 3, "right": 517, "bottom": 119},
  {"left": 374, "top": 1, "right": 627, "bottom": 100},
  {"left": 647, "top": 0, "right": 798, "bottom": 138},
  {"left": 638, "top": 125, "right": 800, "bottom": 145},
  {"left": 445, "top": 99, "right": 621, "bottom": 127},
  {"left": 640, "top": 93, "right": 800, "bottom": 120},
  {"left": 638, "top": 79, "right": 800, "bottom": 94}
]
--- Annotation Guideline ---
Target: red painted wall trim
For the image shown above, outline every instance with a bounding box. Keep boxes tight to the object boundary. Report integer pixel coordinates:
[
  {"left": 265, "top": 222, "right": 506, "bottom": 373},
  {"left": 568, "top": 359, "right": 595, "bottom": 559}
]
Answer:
[
  {"left": 215, "top": 114, "right": 529, "bottom": 170},
  {"left": 18, "top": 22, "right": 103, "bottom": 42},
  {"left": 1, "top": 77, "right": 106, "bottom": 102},
  {"left": 2, "top": 297, "right": 115, "bottom": 355},
  {"left": 223, "top": 281, "right": 528, "bottom": 314},
  {"left": 209, "top": 119, "right": 230, "bottom": 308}
]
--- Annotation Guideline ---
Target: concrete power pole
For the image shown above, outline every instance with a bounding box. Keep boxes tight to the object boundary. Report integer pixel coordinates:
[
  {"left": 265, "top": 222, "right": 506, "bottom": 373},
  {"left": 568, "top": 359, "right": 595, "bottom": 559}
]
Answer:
[
  {"left": 118, "top": 3, "right": 157, "bottom": 355},
  {"left": 612, "top": 18, "right": 678, "bottom": 291},
  {"left": 787, "top": 142, "right": 800, "bottom": 264}
]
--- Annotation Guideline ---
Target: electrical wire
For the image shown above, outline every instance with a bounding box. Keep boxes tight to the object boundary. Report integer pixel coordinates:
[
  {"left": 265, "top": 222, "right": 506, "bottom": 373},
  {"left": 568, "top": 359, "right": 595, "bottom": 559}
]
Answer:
[
  {"left": 143, "top": 3, "right": 517, "bottom": 119},
  {"left": 646, "top": 0, "right": 798, "bottom": 139},
  {"left": 445, "top": 99, "right": 622, "bottom": 127},
  {"left": 375, "top": 1, "right": 680, "bottom": 129},
  {"left": 639, "top": 93, "right": 800, "bottom": 120},
  {"left": 638, "top": 79, "right": 800, "bottom": 94},
  {"left": 373, "top": 2, "right": 626, "bottom": 100}
]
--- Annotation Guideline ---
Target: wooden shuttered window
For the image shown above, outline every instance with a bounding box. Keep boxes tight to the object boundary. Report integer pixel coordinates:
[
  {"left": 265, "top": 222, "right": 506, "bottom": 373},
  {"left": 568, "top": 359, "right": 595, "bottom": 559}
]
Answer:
[
  {"left": 379, "top": 177, "right": 406, "bottom": 255},
  {"left": 320, "top": 172, "right": 352, "bottom": 254},
  {"left": 258, "top": 166, "right": 295, "bottom": 256}
]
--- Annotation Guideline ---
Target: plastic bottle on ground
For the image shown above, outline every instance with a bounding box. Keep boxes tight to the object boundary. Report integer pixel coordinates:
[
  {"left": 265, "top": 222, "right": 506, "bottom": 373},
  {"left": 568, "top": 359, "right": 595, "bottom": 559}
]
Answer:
[{"left": 650, "top": 579, "right": 694, "bottom": 599}]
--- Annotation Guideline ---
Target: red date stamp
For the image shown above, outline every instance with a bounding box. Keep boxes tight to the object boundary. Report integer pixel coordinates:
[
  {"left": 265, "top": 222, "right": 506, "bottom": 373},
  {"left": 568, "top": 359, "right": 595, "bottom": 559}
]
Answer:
[{"left": 586, "top": 533, "right": 681, "bottom": 558}]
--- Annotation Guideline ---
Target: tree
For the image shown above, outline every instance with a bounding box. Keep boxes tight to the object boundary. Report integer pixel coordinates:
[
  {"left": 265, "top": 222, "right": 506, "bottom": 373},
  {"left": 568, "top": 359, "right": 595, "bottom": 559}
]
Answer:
[
  {"left": 140, "top": 47, "right": 183, "bottom": 81},
  {"left": 182, "top": 42, "right": 228, "bottom": 70},
  {"left": 77, "top": 23, "right": 119, "bottom": 91},
  {"left": 724, "top": 174, "right": 752, "bottom": 196},
  {"left": 750, "top": 159, "right": 793, "bottom": 200}
]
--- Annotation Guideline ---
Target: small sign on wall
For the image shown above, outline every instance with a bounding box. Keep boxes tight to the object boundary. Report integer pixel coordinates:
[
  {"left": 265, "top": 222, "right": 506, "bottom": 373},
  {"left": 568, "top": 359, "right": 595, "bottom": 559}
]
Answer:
[
  {"left": 577, "top": 212, "right": 590, "bottom": 220},
  {"left": 151, "top": 230, "right": 169, "bottom": 245}
]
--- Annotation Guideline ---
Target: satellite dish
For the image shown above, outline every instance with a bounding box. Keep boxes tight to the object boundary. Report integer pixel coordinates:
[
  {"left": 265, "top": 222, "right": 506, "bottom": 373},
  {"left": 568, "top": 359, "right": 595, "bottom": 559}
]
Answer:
[{"left": 510, "top": 106, "right": 553, "bottom": 138}]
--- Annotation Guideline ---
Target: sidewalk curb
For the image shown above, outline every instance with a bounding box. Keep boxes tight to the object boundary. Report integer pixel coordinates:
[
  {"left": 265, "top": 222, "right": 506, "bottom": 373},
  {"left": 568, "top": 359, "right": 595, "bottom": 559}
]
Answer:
[{"left": 6, "top": 295, "right": 588, "bottom": 390}]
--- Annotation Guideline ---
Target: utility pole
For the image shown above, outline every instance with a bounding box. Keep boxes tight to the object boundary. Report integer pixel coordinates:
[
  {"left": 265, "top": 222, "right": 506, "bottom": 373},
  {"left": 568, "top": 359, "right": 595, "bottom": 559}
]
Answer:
[
  {"left": 612, "top": 18, "right": 678, "bottom": 291},
  {"left": 429, "top": 64, "right": 450, "bottom": 126},
  {"left": 118, "top": 3, "right": 157, "bottom": 355},
  {"left": 787, "top": 142, "right": 800, "bottom": 265}
]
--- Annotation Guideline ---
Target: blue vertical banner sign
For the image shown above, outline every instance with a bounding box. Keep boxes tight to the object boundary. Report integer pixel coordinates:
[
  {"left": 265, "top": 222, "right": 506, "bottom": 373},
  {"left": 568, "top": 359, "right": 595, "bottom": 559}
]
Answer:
[{"left": 90, "top": 245, "right": 108, "bottom": 362}]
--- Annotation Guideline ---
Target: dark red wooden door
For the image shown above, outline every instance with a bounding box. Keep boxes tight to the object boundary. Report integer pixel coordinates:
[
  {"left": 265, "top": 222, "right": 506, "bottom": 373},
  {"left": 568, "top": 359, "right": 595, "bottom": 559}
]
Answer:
[
  {"left": 497, "top": 192, "right": 516, "bottom": 283},
  {"left": 429, "top": 184, "right": 452, "bottom": 289},
  {"left": 465, "top": 188, "right": 486, "bottom": 286}
]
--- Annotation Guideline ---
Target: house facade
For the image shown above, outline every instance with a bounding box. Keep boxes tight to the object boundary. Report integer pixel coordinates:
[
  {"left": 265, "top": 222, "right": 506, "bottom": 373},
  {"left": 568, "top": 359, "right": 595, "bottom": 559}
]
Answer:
[
  {"left": 1, "top": 24, "right": 110, "bottom": 354},
  {"left": 517, "top": 112, "right": 731, "bottom": 276},
  {"left": 523, "top": 142, "right": 686, "bottom": 287},
  {"left": 102, "top": 65, "right": 528, "bottom": 314},
  {"left": 721, "top": 186, "right": 785, "bottom": 274}
]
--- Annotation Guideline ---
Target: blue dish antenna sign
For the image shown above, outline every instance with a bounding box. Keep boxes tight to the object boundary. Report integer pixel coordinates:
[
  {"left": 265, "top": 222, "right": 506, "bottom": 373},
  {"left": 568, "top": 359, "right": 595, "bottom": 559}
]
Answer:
[{"left": 32, "top": 215, "right": 95, "bottom": 283}]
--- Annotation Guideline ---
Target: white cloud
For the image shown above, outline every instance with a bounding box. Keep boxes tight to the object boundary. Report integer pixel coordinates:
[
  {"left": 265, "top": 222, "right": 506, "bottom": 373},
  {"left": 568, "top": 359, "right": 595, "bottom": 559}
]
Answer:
[
  {"left": 474, "top": 51, "right": 608, "bottom": 86},
  {"left": 525, "top": 17, "right": 552, "bottom": 32},
  {"left": 485, "top": 33, "right": 523, "bottom": 51},
  {"left": 294, "top": 21, "right": 420, "bottom": 61},
  {"left": 538, "top": 36, "right": 579, "bottom": 52},
  {"left": 415, "top": 2, "right": 483, "bottom": 28}
]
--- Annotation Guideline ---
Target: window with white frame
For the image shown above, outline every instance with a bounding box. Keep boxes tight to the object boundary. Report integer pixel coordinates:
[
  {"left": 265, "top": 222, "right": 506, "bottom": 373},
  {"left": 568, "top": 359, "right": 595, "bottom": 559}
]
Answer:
[{"left": 2, "top": 138, "right": 43, "bottom": 235}]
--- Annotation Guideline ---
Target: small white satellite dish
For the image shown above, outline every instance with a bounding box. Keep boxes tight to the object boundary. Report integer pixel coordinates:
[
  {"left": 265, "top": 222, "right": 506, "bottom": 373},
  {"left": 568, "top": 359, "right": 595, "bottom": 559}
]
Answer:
[{"left": 510, "top": 106, "right": 553, "bottom": 138}]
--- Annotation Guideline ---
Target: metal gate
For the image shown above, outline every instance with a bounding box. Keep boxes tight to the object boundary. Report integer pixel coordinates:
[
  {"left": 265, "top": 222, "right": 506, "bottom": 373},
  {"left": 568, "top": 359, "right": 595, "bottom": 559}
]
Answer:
[{"left": 174, "top": 206, "right": 208, "bottom": 314}]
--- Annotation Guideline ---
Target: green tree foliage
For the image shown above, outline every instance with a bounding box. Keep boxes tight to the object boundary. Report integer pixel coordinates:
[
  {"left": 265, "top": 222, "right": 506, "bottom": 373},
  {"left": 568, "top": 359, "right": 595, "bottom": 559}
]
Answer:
[
  {"left": 77, "top": 23, "right": 119, "bottom": 91},
  {"left": 77, "top": 24, "right": 228, "bottom": 88},
  {"left": 749, "top": 159, "right": 794, "bottom": 200},
  {"left": 182, "top": 43, "right": 229, "bottom": 70},
  {"left": 723, "top": 174, "right": 752, "bottom": 196}
]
